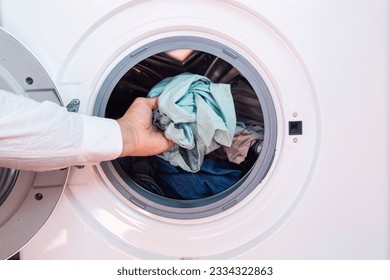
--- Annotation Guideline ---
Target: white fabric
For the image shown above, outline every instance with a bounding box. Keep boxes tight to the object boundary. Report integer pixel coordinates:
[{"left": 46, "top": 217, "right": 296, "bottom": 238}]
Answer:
[{"left": 0, "top": 90, "right": 122, "bottom": 171}]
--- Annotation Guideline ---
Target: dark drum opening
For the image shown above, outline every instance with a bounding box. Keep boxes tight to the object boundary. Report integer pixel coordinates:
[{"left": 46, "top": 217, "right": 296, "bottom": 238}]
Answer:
[
  {"left": 94, "top": 36, "right": 277, "bottom": 219},
  {"left": 105, "top": 49, "right": 264, "bottom": 200}
]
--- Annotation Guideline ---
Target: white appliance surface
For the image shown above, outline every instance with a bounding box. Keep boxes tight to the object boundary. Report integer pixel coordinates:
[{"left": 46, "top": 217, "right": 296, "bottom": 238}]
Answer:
[{"left": 1, "top": 0, "right": 389, "bottom": 259}]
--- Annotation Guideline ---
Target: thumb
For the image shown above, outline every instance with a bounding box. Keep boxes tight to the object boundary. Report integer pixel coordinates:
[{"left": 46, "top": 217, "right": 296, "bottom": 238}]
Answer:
[{"left": 143, "top": 96, "right": 159, "bottom": 110}]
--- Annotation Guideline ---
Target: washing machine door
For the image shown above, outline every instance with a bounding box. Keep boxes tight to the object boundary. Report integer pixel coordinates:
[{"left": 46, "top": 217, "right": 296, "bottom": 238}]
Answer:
[{"left": 0, "top": 28, "right": 68, "bottom": 259}]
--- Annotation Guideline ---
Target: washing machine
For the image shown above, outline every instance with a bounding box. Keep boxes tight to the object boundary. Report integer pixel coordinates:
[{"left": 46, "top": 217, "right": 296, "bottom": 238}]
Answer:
[{"left": 0, "top": 0, "right": 389, "bottom": 259}]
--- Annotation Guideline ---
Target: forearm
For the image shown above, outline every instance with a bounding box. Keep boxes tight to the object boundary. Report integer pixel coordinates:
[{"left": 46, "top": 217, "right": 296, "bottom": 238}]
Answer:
[{"left": 0, "top": 90, "right": 122, "bottom": 171}]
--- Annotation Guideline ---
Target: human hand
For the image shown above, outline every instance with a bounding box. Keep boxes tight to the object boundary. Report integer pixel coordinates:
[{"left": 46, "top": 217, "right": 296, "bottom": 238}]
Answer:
[{"left": 116, "top": 97, "right": 174, "bottom": 157}]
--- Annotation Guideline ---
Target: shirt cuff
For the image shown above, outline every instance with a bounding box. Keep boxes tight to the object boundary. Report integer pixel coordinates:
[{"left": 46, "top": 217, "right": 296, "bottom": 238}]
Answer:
[{"left": 79, "top": 114, "right": 123, "bottom": 164}]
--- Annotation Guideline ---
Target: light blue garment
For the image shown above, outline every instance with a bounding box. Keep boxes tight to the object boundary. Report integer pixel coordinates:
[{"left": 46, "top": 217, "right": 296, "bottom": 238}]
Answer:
[{"left": 147, "top": 73, "right": 236, "bottom": 172}]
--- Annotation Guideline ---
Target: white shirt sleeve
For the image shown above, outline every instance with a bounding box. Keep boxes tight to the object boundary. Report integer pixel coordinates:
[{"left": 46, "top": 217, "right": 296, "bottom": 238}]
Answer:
[{"left": 0, "top": 90, "right": 123, "bottom": 171}]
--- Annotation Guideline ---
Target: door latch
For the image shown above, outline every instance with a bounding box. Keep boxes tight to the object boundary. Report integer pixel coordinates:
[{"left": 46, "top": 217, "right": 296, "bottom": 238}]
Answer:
[{"left": 66, "top": 99, "right": 80, "bottom": 113}]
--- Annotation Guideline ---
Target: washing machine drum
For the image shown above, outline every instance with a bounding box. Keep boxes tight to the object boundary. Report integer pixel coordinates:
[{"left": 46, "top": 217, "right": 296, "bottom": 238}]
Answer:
[
  {"left": 95, "top": 41, "right": 277, "bottom": 219},
  {"left": 0, "top": 28, "right": 68, "bottom": 259}
]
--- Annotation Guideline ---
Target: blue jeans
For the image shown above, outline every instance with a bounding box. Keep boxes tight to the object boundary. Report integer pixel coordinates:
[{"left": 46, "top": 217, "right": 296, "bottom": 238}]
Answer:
[{"left": 155, "top": 156, "right": 241, "bottom": 200}]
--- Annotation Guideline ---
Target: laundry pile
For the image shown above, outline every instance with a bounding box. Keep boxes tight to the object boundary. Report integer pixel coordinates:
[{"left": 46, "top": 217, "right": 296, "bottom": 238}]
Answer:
[{"left": 120, "top": 73, "right": 264, "bottom": 200}]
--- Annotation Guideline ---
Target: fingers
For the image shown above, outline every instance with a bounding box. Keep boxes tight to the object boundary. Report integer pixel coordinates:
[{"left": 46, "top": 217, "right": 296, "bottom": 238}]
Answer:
[
  {"left": 118, "top": 95, "right": 173, "bottom": 157},
  {"left": 155, "top": 133, "right": 175, "bottom": 155},
  {"left": 160, "top": 133, "right": 175, "bottom": 150},
  {"left": 149, "top": 124, "right": 175, "bottom": 153}
]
